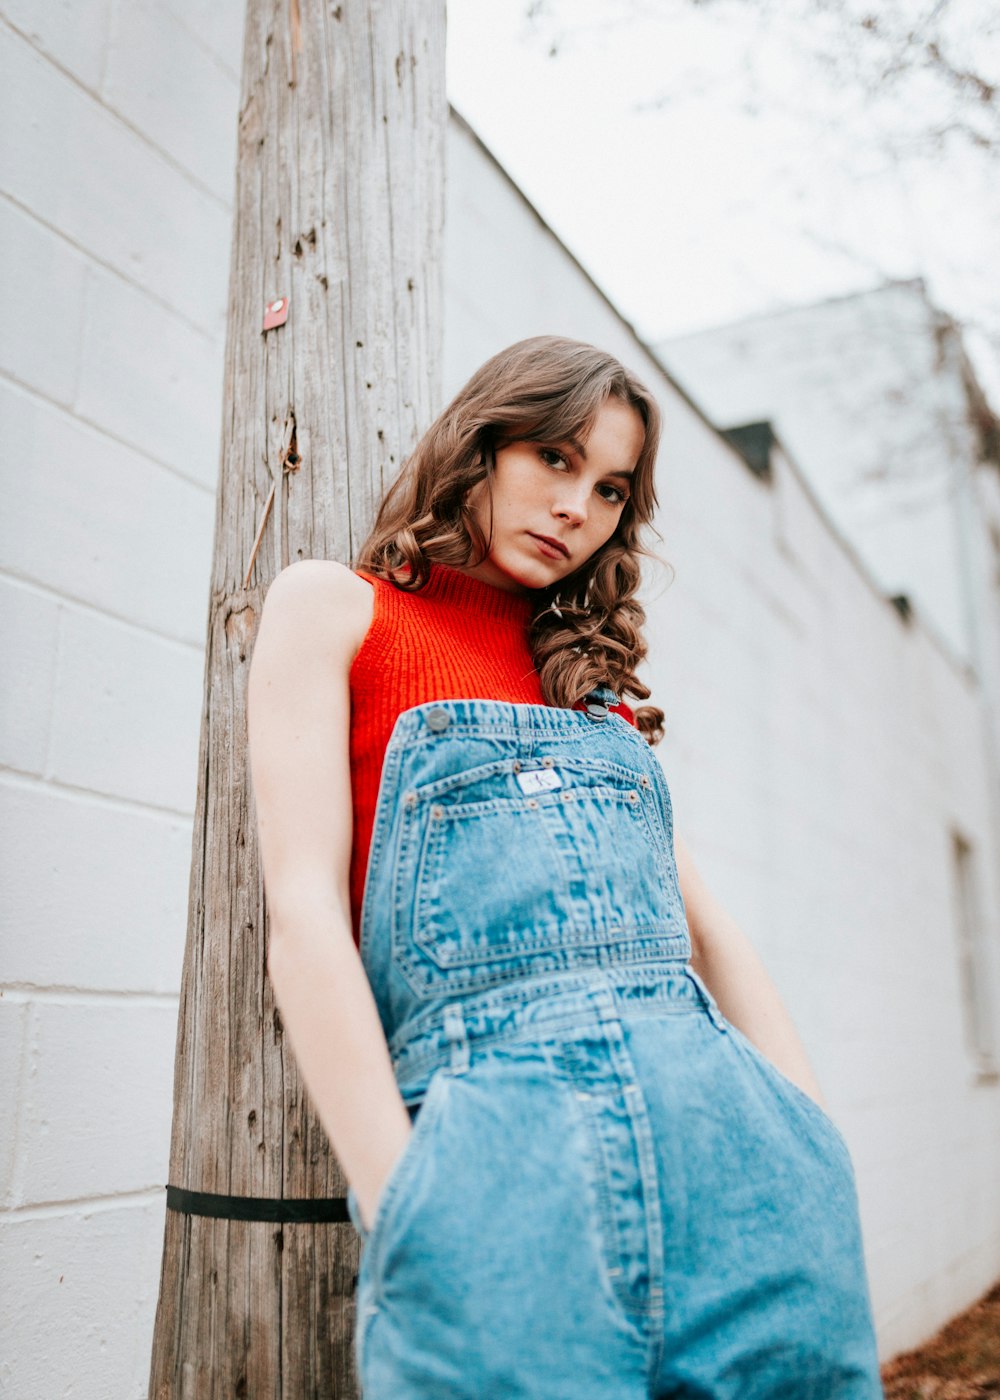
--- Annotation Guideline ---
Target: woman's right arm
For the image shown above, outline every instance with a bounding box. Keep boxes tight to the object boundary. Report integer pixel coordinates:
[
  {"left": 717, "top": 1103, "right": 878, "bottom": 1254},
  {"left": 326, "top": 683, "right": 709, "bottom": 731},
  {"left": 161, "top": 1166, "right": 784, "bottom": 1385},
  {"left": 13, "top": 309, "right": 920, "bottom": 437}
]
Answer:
[{"left": 246, "top": 558, "right": 413, "bottom": 1231}]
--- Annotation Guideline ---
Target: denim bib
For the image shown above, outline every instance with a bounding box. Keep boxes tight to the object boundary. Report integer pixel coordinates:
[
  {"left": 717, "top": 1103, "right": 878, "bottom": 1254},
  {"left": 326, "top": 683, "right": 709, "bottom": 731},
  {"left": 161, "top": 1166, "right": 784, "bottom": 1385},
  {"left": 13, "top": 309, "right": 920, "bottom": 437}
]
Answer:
[{"left": 357, "top": 687, "right": 693, "bottom": 1097}]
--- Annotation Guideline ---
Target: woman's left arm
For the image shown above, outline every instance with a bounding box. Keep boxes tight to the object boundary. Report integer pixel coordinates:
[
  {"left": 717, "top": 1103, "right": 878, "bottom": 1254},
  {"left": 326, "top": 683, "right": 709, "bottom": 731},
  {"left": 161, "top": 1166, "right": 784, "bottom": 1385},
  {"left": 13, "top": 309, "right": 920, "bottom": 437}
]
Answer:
[{"left": 675, "top": 829, "right": 829, "bottom": 1110}]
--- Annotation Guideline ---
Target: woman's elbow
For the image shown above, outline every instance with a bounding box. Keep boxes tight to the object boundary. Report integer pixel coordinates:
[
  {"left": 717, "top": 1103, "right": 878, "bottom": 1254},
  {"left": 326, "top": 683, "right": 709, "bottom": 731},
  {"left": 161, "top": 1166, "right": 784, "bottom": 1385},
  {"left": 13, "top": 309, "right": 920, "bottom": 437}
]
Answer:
[{"left": 264, "top": 886, "right": 353, "bottom": 973}]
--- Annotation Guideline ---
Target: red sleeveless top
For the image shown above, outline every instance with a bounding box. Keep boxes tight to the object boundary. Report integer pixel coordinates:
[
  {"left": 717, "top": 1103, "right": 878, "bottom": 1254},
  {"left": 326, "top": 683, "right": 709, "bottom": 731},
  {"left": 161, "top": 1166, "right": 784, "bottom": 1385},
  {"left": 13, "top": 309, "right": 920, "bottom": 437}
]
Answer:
[{"left": 347, "top": 561, "right": 636, "bottom": 945}]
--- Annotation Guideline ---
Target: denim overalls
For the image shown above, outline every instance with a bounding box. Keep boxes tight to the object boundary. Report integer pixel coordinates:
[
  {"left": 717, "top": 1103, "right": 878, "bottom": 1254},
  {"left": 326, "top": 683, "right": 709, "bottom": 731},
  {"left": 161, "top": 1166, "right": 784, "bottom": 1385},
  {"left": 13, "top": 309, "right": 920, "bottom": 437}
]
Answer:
[{"left": 346, "top": 689, "right": 883, "bottom": 1398}]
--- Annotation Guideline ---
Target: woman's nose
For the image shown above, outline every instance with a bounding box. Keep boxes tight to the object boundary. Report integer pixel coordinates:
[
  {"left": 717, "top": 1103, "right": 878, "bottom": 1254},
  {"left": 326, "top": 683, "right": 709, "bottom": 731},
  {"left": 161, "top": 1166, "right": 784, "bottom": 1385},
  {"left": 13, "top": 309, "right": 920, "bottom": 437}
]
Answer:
[{"left": 552, "top": 485, "right": 588, "bottom": 525}]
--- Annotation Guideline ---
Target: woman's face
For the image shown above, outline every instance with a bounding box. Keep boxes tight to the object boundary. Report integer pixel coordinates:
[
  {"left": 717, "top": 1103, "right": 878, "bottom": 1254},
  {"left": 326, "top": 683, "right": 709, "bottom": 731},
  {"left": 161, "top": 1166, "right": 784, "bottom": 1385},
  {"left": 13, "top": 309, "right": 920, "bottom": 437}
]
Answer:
[{"left": 462, "top": 396, "right": 646, "bottom": 594}]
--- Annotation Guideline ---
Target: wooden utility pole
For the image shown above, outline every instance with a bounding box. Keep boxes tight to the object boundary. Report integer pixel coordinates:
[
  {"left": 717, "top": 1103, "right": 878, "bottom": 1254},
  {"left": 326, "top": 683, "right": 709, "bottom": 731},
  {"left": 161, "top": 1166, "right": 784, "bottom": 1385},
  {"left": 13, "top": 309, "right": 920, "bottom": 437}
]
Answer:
[{"left": 148, "top": 2, "right": 445, "bottom": 1394}]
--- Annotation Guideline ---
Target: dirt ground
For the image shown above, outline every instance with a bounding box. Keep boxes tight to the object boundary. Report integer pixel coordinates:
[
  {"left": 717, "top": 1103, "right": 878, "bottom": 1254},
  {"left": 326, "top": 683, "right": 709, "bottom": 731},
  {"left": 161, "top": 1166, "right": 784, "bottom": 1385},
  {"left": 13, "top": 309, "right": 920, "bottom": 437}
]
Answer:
[{"left": 880, "top": 1278, "right": 1000, "bottom": 1398}]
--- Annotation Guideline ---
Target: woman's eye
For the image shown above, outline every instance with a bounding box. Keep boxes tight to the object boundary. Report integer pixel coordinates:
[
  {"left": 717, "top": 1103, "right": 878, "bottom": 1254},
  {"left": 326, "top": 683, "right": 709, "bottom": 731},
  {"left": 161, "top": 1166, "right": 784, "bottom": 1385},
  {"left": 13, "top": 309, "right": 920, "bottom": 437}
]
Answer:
[{"left": 536, "top": 447, "right": 628, "bottom": 505}]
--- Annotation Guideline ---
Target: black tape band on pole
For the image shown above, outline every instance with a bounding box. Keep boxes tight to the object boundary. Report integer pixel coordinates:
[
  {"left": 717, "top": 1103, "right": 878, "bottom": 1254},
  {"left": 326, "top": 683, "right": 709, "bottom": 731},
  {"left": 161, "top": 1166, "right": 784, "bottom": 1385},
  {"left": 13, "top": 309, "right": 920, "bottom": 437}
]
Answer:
[{"left": 166, "top": 1185, "right": 350, "bottom": 1224}]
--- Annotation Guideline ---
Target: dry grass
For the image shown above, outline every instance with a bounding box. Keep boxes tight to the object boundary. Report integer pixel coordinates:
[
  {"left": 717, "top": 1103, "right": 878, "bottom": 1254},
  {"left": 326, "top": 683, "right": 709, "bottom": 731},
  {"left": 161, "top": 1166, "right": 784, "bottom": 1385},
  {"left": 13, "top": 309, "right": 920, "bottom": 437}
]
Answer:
[{"left": 880, "top": 1278, "right": 1000, "bottom": 1398}]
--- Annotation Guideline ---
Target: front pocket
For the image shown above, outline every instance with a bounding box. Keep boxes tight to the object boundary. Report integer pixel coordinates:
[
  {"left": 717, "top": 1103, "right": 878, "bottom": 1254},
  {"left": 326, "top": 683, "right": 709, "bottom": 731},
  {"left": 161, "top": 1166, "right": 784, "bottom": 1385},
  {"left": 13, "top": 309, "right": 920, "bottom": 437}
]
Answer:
[
  {"left": 353, "top": 1268, "right": 379, "bottom": 1385},
  {"left": 356, "top": 1068, "right": 451, "bottom": 1284},
  {"left": 394, "top": 759, "right": 685, "bottom": 991},
  {"left": 774, "top": 1067, "right": 854, "bottom": 1167},
  {"left": 727, "top": 1022, "right": 854, "bottom": 1167}
]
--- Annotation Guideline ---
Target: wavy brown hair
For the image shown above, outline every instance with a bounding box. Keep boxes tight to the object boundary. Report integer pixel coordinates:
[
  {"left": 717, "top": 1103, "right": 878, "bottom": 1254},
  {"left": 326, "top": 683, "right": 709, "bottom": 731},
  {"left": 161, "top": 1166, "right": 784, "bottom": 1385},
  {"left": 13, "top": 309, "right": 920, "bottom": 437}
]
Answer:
[{"left": 355, "top": 335, "right": 668, "bottom": 745}]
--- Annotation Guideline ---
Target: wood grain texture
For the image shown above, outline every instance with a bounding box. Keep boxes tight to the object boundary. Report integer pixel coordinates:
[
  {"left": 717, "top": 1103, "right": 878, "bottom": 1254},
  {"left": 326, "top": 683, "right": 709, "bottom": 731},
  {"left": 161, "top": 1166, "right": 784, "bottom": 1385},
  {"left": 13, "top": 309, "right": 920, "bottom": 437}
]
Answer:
[{"left": 148, "top": 1, "right": 445, "bottom": 1393}]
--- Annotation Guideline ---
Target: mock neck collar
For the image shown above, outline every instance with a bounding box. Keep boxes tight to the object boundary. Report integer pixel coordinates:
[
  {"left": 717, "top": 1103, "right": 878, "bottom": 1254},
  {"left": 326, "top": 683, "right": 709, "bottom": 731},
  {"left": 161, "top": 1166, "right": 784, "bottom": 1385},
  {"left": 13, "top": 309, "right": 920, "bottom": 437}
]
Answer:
[
  {"left": 419, "top": 561, "right": 536, "bottom": 626},
  {"left": 360, "top": 560, "right": 538, "bottom": 626}
]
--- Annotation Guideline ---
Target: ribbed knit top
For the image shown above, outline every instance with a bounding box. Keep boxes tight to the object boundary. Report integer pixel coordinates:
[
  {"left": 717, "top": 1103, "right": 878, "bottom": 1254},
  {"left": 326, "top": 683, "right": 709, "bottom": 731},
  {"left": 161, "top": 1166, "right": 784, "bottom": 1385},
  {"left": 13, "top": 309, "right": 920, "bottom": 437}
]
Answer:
[{"left": 347, "top": 561, "right": 635, "bottom": 946}]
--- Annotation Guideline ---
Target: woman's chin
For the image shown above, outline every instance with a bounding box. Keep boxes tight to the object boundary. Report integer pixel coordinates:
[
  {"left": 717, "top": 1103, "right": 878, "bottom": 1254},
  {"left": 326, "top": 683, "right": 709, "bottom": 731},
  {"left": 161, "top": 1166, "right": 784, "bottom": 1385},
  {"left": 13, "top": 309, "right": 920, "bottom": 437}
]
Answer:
[{"left": 463, "top": 552, "right": 558, "bottom": 594}]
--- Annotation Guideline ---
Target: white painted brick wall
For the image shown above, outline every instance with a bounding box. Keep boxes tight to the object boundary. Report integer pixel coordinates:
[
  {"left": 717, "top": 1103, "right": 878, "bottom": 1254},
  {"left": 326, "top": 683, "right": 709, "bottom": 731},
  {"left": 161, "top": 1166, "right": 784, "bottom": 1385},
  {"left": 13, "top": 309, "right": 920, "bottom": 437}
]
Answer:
[
  {"left": 2, "top": 0, "right": 115, "bottom": 88},
  {"left": 0, "top": 380, "right": 214, "bottom": 642},
  {"left": 655, "top": 282, "right": 999, "bottom": 680},
  {"left": 2, "top": 5, "right": 999, "bottom": 1396},
  {"left": 155, "top": 0, "right": 244, "bottom": 80},
  {"left": 0, "top": 581, "right": 60, "bottom": 775},
  {"left": 47, "top": 604, "right": 203, "bottom": 811},
  {"left": 0, "top": 1200, "right": 166, "bottom": 1400},
  {"left": 102, "top": 0, "right": 239, "bottom": 197},
  {"left": 1, "top": 3, "right": 241, "bottom": 1395},
  {"left": 1, "top": 784, "right": 190, "bottom": 992},
  {"left": 6, "top": 1000, "right": 178, "bottom": 1206},
  {"left": 0, "top": 198, "right": 88, "bottom": 404},
  {"left": 0, "top": 1002, "right": 29, "bottom": 1199},
  {"left": 76, "top": 262, "right": 226, "bottom": 486},
  {"left": 0, "top": 25, "right": 231, "bottom": 333}
]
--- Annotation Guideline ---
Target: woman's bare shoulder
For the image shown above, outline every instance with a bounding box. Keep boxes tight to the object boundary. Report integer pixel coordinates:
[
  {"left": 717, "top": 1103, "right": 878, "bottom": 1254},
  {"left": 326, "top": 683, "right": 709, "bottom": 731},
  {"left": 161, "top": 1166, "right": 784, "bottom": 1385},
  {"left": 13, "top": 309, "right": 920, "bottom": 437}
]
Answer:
[{"left": 260, "top": 558, "right": 375, "bottom": 663}]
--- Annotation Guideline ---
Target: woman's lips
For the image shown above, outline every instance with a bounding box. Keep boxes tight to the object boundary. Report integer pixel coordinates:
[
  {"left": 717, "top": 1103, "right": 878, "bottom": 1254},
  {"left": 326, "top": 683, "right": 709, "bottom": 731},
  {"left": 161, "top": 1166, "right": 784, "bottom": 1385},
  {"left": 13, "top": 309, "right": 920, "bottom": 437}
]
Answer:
[{"left": 529, "top": 533, "right": 570, "bottom": 559}]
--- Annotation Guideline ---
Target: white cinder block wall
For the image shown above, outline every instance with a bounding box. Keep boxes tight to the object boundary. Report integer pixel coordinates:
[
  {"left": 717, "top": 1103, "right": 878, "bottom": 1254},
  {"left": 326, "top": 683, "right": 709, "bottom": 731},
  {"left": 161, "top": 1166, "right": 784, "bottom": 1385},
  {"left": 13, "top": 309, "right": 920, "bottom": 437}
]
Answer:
[
  {"left": 2, "top": 4, "right": 999, "bottom": 1395},
  {"left": 655, "top": 284, "right": 1000, "bottom": 812},
  {"left": 0, "top": 3, "right": 243, "bottom": 1397},
  {"left": 655, "top": 284, "right": 1000, "bottom": 691}
]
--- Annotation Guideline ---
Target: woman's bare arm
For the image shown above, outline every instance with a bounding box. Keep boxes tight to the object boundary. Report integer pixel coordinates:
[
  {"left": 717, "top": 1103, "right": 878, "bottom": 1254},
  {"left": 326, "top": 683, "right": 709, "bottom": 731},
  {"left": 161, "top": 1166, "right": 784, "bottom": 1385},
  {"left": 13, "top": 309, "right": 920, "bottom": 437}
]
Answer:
[
  {"left": 247, "top": 558, "right": 412, "bottom": 1231},
  {"left": 674, "top": 829, "right": 828, "bottom": 1109}
]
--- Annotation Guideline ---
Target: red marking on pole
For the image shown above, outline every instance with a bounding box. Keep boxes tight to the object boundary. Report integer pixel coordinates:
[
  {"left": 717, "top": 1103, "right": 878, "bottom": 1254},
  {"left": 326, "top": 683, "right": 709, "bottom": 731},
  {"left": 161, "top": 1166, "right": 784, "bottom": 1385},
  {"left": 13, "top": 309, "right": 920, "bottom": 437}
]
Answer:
[{"left": 263, "top": 297, "right": 289, "bottom": 331}]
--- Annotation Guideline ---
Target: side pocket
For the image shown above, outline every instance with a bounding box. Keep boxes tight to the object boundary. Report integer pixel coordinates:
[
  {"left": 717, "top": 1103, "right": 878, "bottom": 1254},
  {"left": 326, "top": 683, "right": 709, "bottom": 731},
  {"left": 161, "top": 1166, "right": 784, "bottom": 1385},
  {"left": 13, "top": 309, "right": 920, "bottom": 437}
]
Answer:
[
  {"left": 727, "top": 1022, "right": 854, "bottom": 1168},
  {"left": 353, "top": 1268, "right": 379, "bottom": 1386},
  {"left": 351, "top": 1067, "right": 451, "bottom": 1287},
  {"left": 346, "top": 1182, "right": 370, "bottom": 1244}
]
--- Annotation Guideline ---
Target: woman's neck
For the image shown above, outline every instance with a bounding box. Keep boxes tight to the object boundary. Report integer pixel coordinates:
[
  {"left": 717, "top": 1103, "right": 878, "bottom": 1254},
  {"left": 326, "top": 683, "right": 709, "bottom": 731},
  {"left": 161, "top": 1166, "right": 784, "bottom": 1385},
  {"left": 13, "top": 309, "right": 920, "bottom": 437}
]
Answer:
[
  {"left": 422, "top": 560, "right": 537, "bottom": 624},
  {"left": 447, "top": 558, "right": 532, "bottom": 598},
  {"left": 388, "top": 557, "right": 531, "bottom": 599}
]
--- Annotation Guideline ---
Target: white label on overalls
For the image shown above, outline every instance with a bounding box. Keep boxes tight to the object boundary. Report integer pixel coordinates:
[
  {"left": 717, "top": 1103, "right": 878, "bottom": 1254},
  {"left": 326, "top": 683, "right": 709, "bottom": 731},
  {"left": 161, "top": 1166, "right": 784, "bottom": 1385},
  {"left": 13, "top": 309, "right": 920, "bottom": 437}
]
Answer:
[{"left": 516, "top": 768, "right": 562, "bottom": 795}]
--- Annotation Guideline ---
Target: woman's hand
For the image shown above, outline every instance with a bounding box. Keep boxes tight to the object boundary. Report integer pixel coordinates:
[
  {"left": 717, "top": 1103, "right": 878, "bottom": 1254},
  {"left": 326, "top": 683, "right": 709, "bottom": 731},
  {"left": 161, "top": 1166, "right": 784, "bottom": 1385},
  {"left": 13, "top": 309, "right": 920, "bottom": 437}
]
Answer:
[{"left": 353, "top": 1118, "right": 414, "bottom": 1233}]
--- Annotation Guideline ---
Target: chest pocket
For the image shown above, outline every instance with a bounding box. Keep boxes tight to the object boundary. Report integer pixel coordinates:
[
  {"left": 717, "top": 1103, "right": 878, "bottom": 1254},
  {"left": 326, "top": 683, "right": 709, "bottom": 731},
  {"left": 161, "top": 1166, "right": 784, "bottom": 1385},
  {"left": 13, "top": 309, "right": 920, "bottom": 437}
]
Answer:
[{"left": 389, "top": 752, "right": 689, "bottom": 997}]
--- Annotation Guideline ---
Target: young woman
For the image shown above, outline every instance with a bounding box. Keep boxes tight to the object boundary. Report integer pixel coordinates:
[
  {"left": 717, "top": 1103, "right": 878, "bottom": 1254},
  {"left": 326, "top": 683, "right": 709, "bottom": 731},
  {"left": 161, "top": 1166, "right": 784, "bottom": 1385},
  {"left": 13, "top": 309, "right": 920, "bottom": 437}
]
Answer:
[{"left": 247, "top": 335, "right": 883, "bottom": 1397}]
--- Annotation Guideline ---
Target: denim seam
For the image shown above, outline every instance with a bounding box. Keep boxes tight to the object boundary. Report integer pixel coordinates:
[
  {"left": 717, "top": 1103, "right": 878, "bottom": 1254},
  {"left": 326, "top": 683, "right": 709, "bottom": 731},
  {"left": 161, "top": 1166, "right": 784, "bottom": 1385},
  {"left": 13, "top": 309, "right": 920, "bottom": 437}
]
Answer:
[
  {"left": 390, "top": 711, "right": 639, "bottom": 746},
  {"left": 391, "top": 996, "right": 714, "bottom": 1093},
  {"left": 359, "top": 736, "right": 406, "bottom": 964},
  {"left": 406, "top": 752, "right": 660, "bottom": 802},
  {"left": 603, "top": 1023, "right": 668, "bottom": 1354},
  {"left": 386, "top": 964, "right": 705, "bottom": 1051},
  {"left": 392, "top": 936, "right": 692, "bottom": 1000},
  {"left": 555, "top": 1038, "right": 664, "bottom": 1324}
]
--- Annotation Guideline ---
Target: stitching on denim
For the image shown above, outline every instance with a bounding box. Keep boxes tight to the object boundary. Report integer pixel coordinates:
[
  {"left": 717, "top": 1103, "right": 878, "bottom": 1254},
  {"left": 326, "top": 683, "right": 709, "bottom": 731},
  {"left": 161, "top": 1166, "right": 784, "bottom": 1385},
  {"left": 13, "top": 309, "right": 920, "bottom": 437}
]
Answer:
[
  {"left": 554, "top": 1045, "right": 662, "bottom": 1320},
  {"left": 386, "top": 962, "right": 696, "bottom": 1054},
  {"left": 396, "top": 935, "right": 691, "bottom": 999},
  {"left": 392, "top": 993, "right": 711, "bottom": 1090},
  {"left": 399, "top": 785, "right": 683, "bottom": 982}
]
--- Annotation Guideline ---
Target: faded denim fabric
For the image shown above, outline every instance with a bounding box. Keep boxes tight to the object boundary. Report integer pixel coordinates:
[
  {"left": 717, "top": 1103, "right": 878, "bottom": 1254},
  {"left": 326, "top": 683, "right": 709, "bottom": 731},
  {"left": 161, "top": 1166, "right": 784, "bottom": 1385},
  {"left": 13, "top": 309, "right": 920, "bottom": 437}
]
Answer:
[{"left": 346, "top": 692, "right": 883, "bottom": 1398}]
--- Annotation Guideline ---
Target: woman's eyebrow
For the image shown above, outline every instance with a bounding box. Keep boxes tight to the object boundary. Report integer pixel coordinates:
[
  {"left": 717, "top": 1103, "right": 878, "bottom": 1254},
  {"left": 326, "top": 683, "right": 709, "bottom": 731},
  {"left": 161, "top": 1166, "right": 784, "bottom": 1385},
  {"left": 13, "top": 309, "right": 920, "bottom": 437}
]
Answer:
[
  {"left": 563, "top": 435, "right": 587, "bottom": 460},
  {"left": 560, "top": 438, "right": 634, "bottom": 479}
]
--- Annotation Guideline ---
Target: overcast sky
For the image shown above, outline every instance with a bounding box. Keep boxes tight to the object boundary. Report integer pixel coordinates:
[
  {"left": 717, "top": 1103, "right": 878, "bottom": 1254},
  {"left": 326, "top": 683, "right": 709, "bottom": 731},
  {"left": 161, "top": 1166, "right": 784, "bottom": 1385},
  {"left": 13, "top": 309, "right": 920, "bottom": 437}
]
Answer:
[{"left": 446, "top": 0, "right": 1000, "bottom": 405}]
